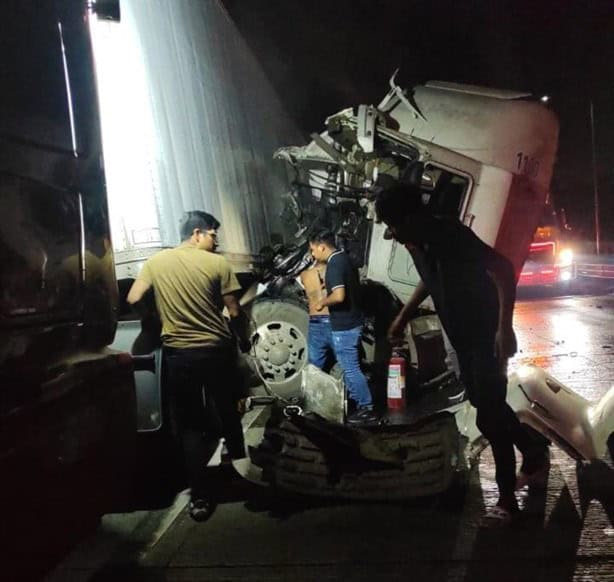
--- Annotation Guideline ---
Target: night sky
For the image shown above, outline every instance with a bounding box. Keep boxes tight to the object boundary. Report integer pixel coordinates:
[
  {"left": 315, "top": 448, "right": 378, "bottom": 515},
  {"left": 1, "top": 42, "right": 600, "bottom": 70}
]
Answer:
[{"left": 223, "top": 0, "right": 614, "bottom": 242}]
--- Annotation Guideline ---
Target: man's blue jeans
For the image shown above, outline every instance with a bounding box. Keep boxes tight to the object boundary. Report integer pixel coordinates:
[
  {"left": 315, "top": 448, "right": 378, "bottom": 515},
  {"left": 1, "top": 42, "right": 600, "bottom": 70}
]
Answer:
[
  {"left": 307, "top": 316, "right": 334, "bottom": 370},
  {"left": 331, "top": 326, "right": 372, "bottom": 409}
]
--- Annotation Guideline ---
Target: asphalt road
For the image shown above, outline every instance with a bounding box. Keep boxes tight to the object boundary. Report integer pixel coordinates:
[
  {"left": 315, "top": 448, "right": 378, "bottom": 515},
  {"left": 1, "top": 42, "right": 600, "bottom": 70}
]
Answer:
[{"left": 47, "top": 285, "right": 614, "bottom": 582}]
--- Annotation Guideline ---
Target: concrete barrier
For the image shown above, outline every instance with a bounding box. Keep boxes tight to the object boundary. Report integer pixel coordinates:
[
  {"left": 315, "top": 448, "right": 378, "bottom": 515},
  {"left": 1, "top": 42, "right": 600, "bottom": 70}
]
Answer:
[
  {"left": 576, "top": 254, "right": 614, "bottom": 279},
  {"left": 577, "top": 263, "right": 614, "bottom": 279}
]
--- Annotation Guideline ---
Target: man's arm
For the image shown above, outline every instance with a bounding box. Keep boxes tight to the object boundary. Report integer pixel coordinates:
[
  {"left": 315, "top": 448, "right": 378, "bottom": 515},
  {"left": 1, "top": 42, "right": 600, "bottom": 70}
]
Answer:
[
  {"left": 223, "top": 293, "right": 251, "bottom": 353},
  {"left": 316, "top": 286, "right": 345, "bottom": 311},
  {"left": 223, "top": 293, "right": 251, "bottom": 412},
  {"left": 486, "top": 251, "right": 516, "bottom": 330},
  {"left": 388, "top": 280, "right": 429, "bottom": 344},
  {"left": 485, "top": 249, "right": 518, "bottom": 364},
  {"left": 127, "top": 278, "right": 152, "bottom": 305},
  {"left": 315, "top": 253, "right": 347, "bottom": 311}
]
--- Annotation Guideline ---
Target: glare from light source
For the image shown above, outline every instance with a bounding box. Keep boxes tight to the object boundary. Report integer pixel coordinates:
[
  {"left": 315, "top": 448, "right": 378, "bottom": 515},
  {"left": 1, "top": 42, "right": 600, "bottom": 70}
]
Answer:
[
  {"left": 540, "top": 95, "right": 550, "bottom": 104},
  {"left": 557, "top": 248, "right": 574, "bottom": 267},
  {"left": 89, "top": 13, "right": 162, "bottom": 251},
  {"left": 560, "top": 271, "right": 572, "bottom": 282}
]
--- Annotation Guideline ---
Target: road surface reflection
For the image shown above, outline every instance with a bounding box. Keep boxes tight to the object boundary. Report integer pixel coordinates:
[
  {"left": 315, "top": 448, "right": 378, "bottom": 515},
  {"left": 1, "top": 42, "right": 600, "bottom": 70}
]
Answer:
[{"left": 512, "top": 295, "right": 614, "bottom": 402}]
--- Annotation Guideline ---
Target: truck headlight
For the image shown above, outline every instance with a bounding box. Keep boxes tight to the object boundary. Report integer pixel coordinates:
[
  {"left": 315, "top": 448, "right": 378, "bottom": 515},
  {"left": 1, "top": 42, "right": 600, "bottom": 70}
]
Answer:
[{"left": 557, "top": 248, "right": 573, "bottom": 268}]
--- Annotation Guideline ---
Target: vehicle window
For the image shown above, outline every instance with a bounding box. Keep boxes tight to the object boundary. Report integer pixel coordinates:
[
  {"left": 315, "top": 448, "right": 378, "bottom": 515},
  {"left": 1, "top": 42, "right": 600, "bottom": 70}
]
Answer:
[
  {"left": 0, "top": 175, "right": 81, "bottom": 321},
  {"left": 422, "top": 166, "right": 470, "bottom": 218}
]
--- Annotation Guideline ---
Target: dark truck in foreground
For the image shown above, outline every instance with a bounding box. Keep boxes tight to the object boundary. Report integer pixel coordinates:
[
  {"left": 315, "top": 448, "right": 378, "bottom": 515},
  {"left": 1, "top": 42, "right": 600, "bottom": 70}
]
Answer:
[{"left": 0, "top": 2, "right": 141, "bottom": 577}]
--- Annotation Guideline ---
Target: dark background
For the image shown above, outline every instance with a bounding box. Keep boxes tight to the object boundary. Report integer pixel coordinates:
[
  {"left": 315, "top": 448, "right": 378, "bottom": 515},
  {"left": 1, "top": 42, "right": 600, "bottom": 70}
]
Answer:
[{"left": 222, "top": 0, "right": 614, "bottom": 243}]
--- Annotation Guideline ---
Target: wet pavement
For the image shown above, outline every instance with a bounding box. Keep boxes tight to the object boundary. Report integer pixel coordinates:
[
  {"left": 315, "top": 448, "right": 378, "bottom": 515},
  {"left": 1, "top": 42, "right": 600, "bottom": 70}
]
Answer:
[
  {"left": 46, "top": 285, "right": 614, "bottom": 582},
  {"left": 514, "top": 287, "right": 614, "bottom": 399}
]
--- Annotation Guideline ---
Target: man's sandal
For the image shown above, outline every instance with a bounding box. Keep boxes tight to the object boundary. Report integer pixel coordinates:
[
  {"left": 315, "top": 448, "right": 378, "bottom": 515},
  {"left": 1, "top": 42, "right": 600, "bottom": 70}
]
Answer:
[{"left": 479, "top": 505, "right": 515, "bottom": 528}]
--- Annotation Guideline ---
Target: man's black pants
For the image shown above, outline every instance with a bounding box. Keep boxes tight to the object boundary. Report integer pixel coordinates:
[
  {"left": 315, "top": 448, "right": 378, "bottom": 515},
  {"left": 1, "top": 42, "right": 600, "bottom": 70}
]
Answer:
[
  {"left": 163, "top": 346, "right": 246, "bottom": 500},
  {"left": 457, "top": 342, "right": 543, "bottom": 498}
]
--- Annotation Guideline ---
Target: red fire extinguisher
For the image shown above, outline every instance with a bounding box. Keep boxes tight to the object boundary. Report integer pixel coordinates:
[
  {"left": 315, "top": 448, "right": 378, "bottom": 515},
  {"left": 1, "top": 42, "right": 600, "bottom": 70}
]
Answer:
[{"left": 387, "top": 349, "right": 406, "bottom": 410}]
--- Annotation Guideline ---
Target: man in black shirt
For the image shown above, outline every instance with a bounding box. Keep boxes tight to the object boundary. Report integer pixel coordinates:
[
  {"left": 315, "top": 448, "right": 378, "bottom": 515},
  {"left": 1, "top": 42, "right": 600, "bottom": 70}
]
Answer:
[
  {"left": 309, "top": 230, "right": 377, "bottom": 425},
  {"left": 375, "top": 184, "right": 548, "bottom": 526}
]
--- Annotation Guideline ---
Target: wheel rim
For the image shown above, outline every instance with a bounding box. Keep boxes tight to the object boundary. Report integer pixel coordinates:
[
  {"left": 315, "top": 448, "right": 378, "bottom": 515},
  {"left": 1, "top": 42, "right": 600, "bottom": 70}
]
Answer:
[{"left": 252, "top": 319, "right": 307, "bottom": 385}]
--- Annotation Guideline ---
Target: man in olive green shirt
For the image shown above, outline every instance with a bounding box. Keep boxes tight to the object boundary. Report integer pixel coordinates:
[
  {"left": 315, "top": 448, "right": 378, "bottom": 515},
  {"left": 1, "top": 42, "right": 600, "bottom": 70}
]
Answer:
[{"left": 128, "top": 210, "right": 250, "bottom": 522}]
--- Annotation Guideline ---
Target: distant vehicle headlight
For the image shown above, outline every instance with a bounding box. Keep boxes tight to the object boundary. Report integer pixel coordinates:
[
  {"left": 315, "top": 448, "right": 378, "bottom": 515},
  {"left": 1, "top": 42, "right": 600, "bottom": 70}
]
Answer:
[{"left": 557, "top": 248, "right": 573, "bottom": 267}]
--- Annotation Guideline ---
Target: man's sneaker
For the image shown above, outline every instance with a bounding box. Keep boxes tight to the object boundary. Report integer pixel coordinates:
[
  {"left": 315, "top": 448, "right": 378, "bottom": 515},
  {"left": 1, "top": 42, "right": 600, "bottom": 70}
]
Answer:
[
  {"left": 188, "top": 498, "right": 216, "bottom": 522},
  {"left": 346, "top": 407, "right": 379, "bottom": 426}
]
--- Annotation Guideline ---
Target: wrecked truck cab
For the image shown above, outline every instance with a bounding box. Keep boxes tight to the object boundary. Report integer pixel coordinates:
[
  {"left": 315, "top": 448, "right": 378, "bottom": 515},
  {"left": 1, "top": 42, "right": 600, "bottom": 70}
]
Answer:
[
  {"left": 267, "top": 78, "right": 561, "bottom": 403},
  {"left": 236, "top": 79, "right": 570, "bottom": 500},
  {"left": 276, "top": 78, "right": 560, "bottom": 276}
]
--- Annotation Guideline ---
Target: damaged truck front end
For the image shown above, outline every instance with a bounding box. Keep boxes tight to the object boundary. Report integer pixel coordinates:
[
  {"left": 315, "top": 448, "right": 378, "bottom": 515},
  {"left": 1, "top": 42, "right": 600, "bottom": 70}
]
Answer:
[{"left": 236, "top": 78, "right": 612, "bottom": 501}]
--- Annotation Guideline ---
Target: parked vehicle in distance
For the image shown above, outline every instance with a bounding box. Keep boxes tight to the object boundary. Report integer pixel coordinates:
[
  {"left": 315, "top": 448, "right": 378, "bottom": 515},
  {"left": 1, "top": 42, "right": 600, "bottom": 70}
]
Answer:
[{"left": 518, "top": 200, "right": 576, "bottom": 290}]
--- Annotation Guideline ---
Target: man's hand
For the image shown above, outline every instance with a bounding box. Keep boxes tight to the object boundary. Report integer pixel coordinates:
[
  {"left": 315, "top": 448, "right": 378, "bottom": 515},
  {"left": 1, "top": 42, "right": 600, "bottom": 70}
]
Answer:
[
  {"left": 314, "top": 301, "right": 324, "bottom": 312},
  {"left": 388, "top": 280, "right": 429, "bottom": 346},
  {"left": 387, "top": 314, "right": 407, "bottom": 346},
  {"left": 495, "top": 326, "right": 517, "bottom": 367}
]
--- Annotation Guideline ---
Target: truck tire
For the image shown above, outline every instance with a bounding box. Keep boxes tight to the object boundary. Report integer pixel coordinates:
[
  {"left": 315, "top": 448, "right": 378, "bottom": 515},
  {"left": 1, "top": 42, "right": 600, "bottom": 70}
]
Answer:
[
  {"left": 253, "top": 413, "right": 462, "bottom": 501},
  {"left": 247, "top": 299, "right": 309, "bottom": 399}
]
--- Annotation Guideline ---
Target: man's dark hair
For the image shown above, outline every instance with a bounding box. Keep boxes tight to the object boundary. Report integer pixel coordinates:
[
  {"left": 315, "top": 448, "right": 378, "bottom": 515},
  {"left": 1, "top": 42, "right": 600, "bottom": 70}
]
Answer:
[
  {"left": 375, "top": 183, "right": 426, "bottom": 226},
  {"left": 309, "top": 229, "right": 336, "bottom": 248},
  {"left": 179, "top": 210, "right": 220, "bottom": 240}
]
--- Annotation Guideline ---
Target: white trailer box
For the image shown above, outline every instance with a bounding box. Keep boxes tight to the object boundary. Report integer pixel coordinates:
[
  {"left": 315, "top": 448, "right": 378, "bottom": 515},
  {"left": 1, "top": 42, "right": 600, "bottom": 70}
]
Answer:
[{"left": 90, "top": 0, "right": 303, "bottom": 275}]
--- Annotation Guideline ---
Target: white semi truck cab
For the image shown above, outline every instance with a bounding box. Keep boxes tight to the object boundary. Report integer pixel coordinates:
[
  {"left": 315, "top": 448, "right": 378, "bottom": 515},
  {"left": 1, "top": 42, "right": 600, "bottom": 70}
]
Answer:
[
  {"left": 242, "top": 79, "right": 610, "bottom": 502},
  {"left": 276, "top": 78, "right": 559, "bottom": 296},
  {"left": 261, "top": 78, "right": 560, "bottom": 397}
]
